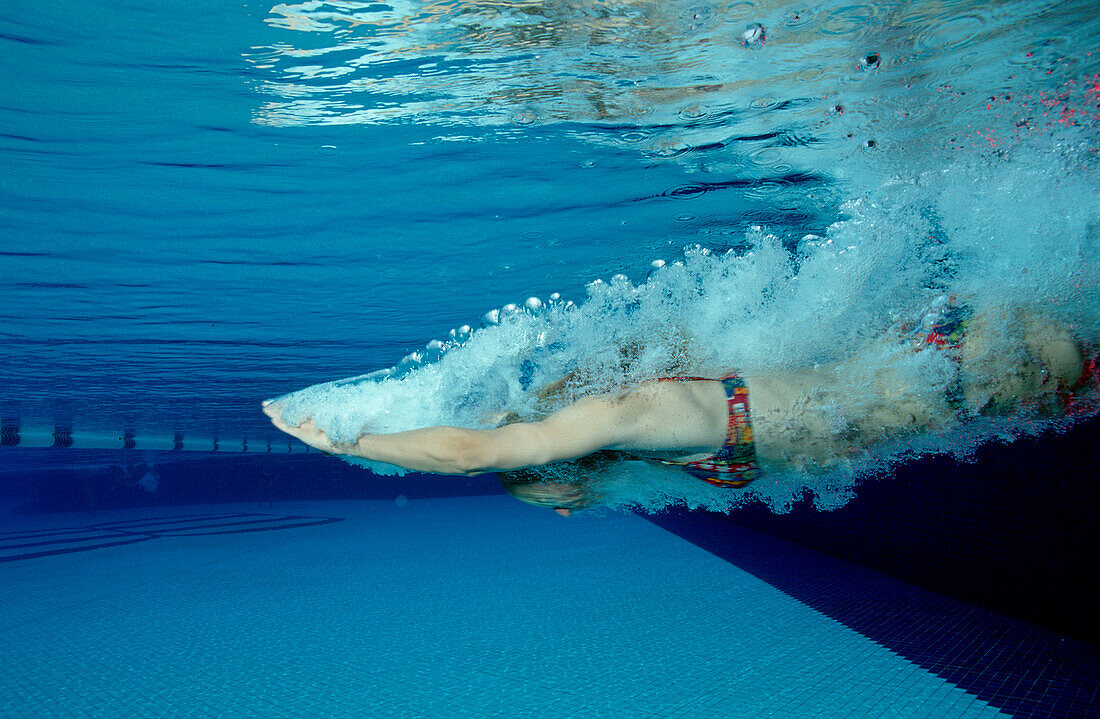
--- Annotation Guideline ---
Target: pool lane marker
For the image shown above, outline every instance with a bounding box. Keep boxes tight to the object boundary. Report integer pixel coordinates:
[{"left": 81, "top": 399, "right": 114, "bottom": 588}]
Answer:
[
  {"left": 0, "top": 419, "right": 310, "bottom": 453},
  {"left": 0, "top": 513, "right": 345, "bottom": 562}
]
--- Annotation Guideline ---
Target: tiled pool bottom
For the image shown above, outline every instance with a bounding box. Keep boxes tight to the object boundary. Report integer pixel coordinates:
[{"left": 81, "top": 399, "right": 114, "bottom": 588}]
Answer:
[{"left": 0, "top": 497, "right": 1088, "bottom": 718}]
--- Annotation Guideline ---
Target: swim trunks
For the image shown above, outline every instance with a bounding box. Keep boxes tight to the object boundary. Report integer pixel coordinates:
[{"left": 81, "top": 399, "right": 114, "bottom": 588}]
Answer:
[
  {"left": 910, "top": 299, "right": 972, "bottom": 352},
  {"left": 652, "top": 374, "right": 758, "bottom": 488},
  {"left": 898, "top": 296, "right": 973, "bottom": 413}
]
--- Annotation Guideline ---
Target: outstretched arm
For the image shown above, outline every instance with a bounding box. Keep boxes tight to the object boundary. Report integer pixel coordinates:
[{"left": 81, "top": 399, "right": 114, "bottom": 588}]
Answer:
[
  {"left": 263, "top": 394, "right": 632, "bottom": 476},
  {"left": 262, "top": 380, "right": 726, "bottom": 476}
]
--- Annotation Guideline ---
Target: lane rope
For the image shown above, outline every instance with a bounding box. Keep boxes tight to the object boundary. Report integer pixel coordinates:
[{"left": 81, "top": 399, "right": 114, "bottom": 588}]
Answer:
[{"left": 0, "top": 418, "right": 304, "bottom": 453}]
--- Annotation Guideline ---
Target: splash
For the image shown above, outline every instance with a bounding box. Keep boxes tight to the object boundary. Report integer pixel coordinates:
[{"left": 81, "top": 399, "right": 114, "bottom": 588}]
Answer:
[
  {"left": 261, "top": 0, "right": 1100, "bottom": 512},
  {"left": 273, "top": 126, "right": 1100, "bottom": 513}
]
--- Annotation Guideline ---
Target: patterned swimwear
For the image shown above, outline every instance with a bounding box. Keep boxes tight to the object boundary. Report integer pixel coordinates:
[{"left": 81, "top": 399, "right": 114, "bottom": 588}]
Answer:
[
  {"left": 903, "top": 297, "right": 973, "bottom": 414},
  {"left": 652, "top": 374, "right": 758, "bottom": 488},
  {"left": 643, "top": 299, "right": 1097, "bottom": 486},
  {"left": 908, "top": 299, "right": 972, "bottom": 351}
]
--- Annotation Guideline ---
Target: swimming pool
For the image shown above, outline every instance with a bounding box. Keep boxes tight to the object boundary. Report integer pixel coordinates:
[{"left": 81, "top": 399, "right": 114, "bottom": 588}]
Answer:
[{"left": 2, "top": 0, "right": 1099, "bottom": 715}]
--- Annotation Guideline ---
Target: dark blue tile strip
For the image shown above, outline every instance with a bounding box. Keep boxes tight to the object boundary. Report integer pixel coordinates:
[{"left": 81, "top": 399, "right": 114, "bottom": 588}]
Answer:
[
  {"left": 0, "top": 513, "right": 344, "bottom": 562},
  {"left": 718, "top": 419, "right": 1100, "bottom": 644},
  {"left": 645, "top": 506, "right": 1100, "bottom": 719},
  {"left": 1, "top": 451, "right": 506, "bottom": 513}
]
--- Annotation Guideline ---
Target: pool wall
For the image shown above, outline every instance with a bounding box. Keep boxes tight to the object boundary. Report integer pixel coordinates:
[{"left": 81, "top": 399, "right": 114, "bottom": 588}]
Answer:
[{"left": 3, "top": 420, "right": 1097, "bottom": 643}]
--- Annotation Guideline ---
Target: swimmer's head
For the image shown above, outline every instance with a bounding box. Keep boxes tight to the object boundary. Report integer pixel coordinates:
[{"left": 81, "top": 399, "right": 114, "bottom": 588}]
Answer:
[
  {"left": 499, "top": 477, "right": 593, "bottom": 516},
  {"left": 497, "top": 451, "right": 619, "bottom": 515}
]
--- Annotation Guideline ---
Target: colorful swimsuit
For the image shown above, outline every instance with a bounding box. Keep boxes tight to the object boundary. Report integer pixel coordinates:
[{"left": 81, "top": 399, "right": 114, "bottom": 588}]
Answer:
[
  {"left": 643, "top": 300, "right": 1096, "bottom": 487},
  {"left": 652, "top": 300, "right": 967, "bottom": 488},
  {"left": 652, "top": 374, "right": 759, "bottom": 488},
  {"left": 905, "top": 298, "right": 973, "bottom": 413},
  {"left": 648, "top": 300, "right": 964, "bottom": 489}
]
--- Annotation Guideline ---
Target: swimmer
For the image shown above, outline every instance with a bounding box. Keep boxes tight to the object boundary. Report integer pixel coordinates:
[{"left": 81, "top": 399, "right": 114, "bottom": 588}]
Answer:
[{"left": 262, "top": 304, "right": 1096, "bottom": 516}]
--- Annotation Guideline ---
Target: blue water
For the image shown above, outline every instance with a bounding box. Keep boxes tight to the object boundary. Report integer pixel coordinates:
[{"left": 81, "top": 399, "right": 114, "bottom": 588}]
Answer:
[
  {"left": 3, "top": 2, "right": 1100, "bottom": 716},
  {"left": 2, "top": 0, "right": 1099, "bottom": 499}
]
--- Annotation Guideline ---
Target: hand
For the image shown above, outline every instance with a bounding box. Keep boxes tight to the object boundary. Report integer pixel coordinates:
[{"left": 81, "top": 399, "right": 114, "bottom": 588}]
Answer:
[{"left": 262, "top": 401, "right": 339, "bottom": 454}]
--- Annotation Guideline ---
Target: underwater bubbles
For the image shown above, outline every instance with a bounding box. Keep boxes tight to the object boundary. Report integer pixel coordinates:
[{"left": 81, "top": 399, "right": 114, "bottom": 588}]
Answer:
[
  {"left": 860, "top": 53, "right": 881, "bottom": 70},
  {"left": 396, "top": 351, "right": 424, "bottom": 371},
  {"left": 740, "top": 23, "right": 766, "bottom": 47},
  {"left": 448, "top": 325, "right": 473, "bottom": 343}
]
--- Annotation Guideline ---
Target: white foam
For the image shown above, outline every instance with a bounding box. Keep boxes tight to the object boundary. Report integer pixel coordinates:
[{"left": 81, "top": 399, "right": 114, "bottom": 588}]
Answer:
[{"left": 273, "top": 98, "right": 1100, "bottom": 514}]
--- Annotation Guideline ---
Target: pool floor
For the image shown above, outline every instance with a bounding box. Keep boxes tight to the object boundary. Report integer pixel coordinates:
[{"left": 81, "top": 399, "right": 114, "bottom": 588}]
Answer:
[{"left": 0, "top": 495, "right": 1079, "bottom": 717}]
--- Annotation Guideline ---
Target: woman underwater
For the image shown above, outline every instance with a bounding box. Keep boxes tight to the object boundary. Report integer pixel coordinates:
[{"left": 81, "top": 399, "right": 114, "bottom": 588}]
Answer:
[{"left": 263, "top": 300, "right": 1098, "bottom": 516}]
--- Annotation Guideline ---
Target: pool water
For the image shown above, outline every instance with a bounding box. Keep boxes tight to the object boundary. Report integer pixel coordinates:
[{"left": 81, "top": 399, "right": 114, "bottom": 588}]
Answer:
[
  {"left": 2, "top": 495, "right": 1093, "bottom": 718},
  {"left": 2, "top": 0, "right": 1099, "bottom": 715}
]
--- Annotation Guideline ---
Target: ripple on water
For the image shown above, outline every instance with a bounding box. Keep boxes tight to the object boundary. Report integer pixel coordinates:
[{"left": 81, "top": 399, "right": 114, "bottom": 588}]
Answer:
[
  {"left": 748, "top": 96, "right": 783, "bottom": 111},
  {"left": 660, "top": 183, "right": 709, "bottom": 200},
  {"left": 509, "top": 109, "right": 539, "bottom": 126},
  {"left": 724, "top": 2, "right": 758, "bottom": 23},
  {"left": 818, "top": 4, "right": 877, "bottom": 36},
  {"left": 748, "top": 147, "right": 783, "bottom": 167},
  {"left": 914, "top": 13, "right": 989, "bottom": 55},
  {"left": 618, "top": 129, "right": 654, "bottom": 145},
  {"left": 677, "top": 104, "right": 710, "bottom": 121},
  {"left": 744, "top": 179, "right": 791, "bottom": 199},
  {"left": 680, "top": 4, "right": 720, "bottom": 31},
  {"left": 795, "top": 65, "right": 827, "bottom": 83},
  {"left": 643, "top": 139, "right": 692, "bottom": 159}
]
